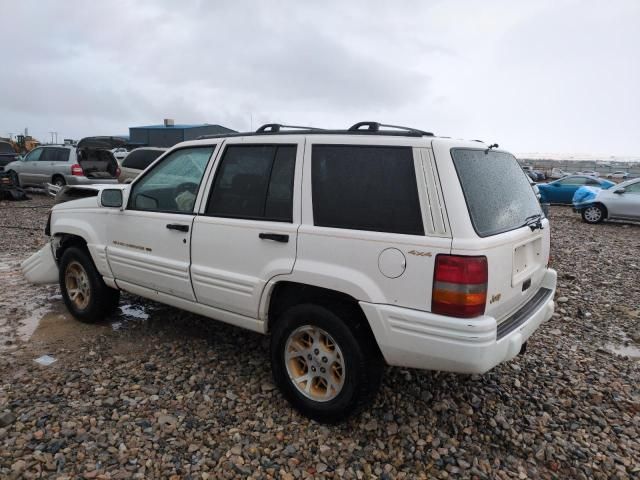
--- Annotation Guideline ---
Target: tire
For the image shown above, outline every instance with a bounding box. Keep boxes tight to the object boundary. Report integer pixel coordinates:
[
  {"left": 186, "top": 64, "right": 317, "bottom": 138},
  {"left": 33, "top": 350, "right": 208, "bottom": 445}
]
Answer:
[
  {"left": 7, "top": 170, "right": 20, "bottom": 187},
  {"left": 270, "top": 303, "right": 383, "bottom": 422},
  {"left": 582, "top": 204, "right": 605, "bottom": 224},
  {"left": 52, "top": 175, "right": 66, "bottom": 187},
  {"left": 59, "top": 246, "right": 120, "bottom": 323}
]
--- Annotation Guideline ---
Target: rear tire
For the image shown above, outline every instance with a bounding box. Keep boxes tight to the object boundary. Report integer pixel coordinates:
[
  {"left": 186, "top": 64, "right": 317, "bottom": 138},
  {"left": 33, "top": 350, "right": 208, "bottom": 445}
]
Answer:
[
  {"left": 582, "top": 204, "right": 605, "bottom": 224},
  {"left": 52, "top": 175, "right": 66, "bottom": 187},
  {"left": 270, "top": 303, "right": 383, "bottom": 423},
  {"left": 59, "top": 246, "right": 120, "bottom": 323}
]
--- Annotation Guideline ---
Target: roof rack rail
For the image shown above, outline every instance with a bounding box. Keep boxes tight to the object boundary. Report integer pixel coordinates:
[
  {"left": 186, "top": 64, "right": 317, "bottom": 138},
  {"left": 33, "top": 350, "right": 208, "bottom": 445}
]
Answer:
[
  {"left": 256, "top": 123, "right": 325, "bottom": 133},
  {"left": 348, "top": 121, "right": 434, "bottom": 137}
]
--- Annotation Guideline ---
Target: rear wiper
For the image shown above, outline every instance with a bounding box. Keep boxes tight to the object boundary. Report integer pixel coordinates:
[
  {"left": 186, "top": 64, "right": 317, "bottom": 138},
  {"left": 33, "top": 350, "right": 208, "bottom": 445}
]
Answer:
[{"left": 522, "top": 214, "right": 544, "bottom": 231}]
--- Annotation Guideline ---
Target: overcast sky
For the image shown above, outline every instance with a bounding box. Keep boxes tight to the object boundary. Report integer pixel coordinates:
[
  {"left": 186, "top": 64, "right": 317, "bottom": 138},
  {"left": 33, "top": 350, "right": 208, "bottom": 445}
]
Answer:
[{"left": 1, "top": 0, "right": 639, "bottom": 156}]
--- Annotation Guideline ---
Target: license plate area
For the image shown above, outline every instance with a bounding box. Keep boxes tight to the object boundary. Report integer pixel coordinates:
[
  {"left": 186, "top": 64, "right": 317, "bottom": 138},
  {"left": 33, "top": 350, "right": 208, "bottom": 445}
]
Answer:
[{"left": 512, "top": 236, "right": 542, "bottom": 287}]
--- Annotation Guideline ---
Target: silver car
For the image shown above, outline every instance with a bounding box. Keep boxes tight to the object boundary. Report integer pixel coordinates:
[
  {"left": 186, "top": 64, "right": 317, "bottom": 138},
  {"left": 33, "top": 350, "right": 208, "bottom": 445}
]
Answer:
[
  {"left": 579, "top": 177, "right": 640, "bottom": 224},
  {"left": 4, "top": 145, "right": 119, "bottom": 188}
]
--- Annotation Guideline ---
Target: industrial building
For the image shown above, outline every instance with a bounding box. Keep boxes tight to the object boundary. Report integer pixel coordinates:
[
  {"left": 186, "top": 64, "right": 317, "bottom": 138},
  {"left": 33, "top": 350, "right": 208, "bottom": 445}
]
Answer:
[{"left": 129, "top": 119, "right": 235, "bottom": 148}]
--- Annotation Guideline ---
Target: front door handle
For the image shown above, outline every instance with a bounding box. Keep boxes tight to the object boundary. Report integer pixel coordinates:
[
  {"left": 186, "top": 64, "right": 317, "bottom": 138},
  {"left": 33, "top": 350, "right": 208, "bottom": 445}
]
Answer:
[
  {"left": 259, "top": 232, "right": 289, "bottom": 243},
  {"left": 166, "top": 224, "right": 189, "bottom": 232}
]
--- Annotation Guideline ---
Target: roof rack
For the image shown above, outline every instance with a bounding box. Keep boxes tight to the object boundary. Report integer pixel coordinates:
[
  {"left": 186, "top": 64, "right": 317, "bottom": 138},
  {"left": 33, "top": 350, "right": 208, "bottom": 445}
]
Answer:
[
  {"left": 348, "top": 121, "right": 433, "bottom": 137},
  {"left": 197, "top": 121, "right": 434, "bottom": 140},
  {"left": 256, "top": 123, "right": 325, "bottom": 133}
]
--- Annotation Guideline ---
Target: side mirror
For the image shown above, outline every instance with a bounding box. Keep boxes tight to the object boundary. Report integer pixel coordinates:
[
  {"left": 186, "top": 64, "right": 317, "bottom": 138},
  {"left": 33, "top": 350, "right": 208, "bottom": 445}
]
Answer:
[
  {"left": 100, "top": 189, "right": 123, "bottom": 208},
  {"left": 614, "top": 188, "right": 625, "bottom": 194}
]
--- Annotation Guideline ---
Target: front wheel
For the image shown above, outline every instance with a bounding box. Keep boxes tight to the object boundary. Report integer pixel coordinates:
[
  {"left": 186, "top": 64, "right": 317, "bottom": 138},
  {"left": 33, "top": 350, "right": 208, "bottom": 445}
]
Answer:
[
  {"left": 582, "top": 204, "right": 605, "bottom": 224},
  {"left": 270, "top": 304, "right": 383, "bottom": 422},
  {"left": 7, "top": 170, "right": 20, "bottom": 187},
  {"left": 59, "top": 246, "right": 120, "bottom": 322}
]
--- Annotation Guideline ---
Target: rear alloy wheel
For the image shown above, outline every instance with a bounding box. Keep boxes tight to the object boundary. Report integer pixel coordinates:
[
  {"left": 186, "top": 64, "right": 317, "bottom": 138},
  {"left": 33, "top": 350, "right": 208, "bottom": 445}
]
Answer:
[
  {"left": 582, "top": 205, "right": 604, "bottom": 224},
  {"left": 271, "top": 303, "right": 383, "bottom": 422}
]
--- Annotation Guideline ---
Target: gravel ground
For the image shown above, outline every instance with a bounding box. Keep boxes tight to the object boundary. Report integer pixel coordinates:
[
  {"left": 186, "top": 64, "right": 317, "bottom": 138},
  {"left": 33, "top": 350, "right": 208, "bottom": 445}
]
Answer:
[{"left": 0, "top": 195, "right": 639, "bottom": 479}]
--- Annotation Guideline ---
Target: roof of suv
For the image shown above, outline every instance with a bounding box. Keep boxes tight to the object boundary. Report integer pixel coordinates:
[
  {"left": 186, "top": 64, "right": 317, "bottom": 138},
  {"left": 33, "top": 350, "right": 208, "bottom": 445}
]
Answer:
[{"left": 197, "top": 122, "right": 438, "bottom": 140}]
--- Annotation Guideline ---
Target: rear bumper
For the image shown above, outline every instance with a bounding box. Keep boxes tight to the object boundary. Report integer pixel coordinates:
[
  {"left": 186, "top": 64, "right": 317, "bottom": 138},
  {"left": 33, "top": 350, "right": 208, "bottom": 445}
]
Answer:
[
  {"left": 64, "top": 175, "right": 118, "bottom": 185},
  {"left": 360, "top": 268, "right": 557, "bottom": 374}
]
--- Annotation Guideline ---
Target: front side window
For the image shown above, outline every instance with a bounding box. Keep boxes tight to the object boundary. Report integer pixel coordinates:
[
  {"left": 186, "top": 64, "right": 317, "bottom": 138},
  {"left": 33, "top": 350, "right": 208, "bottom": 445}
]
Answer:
[
  {"left": 558, "top": 177, "right": 587, "bottom": 186},
  {"left": 129, "top": 146, "right": 214, "bottom": 213},
  {"left": 25, "top": 148, "right": 43, "bottom": 162},
  {"left": 311, "top": 145, "right": 424, "bottom": 235},
  {"left": 206, "top": 144, "right": 296, "bottom": 222},
  {"left": 623, "top": 182, "right": 640, "bottom": 194}
]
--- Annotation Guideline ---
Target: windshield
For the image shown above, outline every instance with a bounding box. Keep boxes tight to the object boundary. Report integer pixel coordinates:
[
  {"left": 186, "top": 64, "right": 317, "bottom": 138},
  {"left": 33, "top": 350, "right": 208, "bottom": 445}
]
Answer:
[{"left": 451, "top": 148, "right": 542, "bottom": 237}]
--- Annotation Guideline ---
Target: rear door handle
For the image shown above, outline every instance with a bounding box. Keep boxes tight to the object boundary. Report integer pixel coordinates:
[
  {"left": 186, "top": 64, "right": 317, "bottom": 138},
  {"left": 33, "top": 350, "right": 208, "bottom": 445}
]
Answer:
[
  {"left": 166, "top": 224, "right": 189, "bottom": 232},
  {"left": 259, "top": 233, "right": 289, "bottom": 243}
]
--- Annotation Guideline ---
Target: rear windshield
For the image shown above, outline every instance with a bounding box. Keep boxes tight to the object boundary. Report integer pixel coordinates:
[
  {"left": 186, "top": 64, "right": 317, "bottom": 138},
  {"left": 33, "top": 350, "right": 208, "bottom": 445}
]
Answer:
[
  {"left": 451, "top": 148, "right": 541, "bottom": 237},
  {"left": 122, "top": 149, "right": 164, "bottom": 170},
  {"left": 0, "top": 142, "right": 15, "bottom": 154}
]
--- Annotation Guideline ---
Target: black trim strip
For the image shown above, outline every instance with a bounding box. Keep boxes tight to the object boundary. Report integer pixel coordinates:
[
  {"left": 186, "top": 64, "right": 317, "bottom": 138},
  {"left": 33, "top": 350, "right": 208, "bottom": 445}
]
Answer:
[{"left": 497, "top": 287, "right": 553, "bottom": 340}]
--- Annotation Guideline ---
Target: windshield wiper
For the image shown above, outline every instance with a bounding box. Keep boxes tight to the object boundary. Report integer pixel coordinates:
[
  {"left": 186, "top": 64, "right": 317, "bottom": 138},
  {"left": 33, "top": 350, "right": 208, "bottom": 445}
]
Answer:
[{"left": 522, "top": 214, "right": 544, "bottom": 231}]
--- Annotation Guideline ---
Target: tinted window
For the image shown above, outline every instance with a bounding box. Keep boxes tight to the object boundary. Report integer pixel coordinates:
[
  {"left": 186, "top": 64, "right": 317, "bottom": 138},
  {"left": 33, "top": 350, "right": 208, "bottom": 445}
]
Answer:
[
  {"left": 206, "top": 145, "right": 296, "bottom": 222},
  {"left": 0, "top": 142, "right": 14, "bottom": 154},
  {"left": 130, "top": 146, "right": 214, "bottom": 213},
  {"left": 312, "top": 145, "right": 424, "bottom": 235},
  {"left": 122, "top": 149, "right": 165, "bottom": 170},
  {"left": 586, "top": 178, "right": 601, "bottom": 186},
  {"left": 25, "top": 148, "right": 43, "bottom": 162},
  {"left": 451, "top": 148, "right": 541, "bottom": 237},
  {"left": 558, "top": 177, "right": 587, "bottom": 186},
  {"left": 40, "top": 148, "right": 69, "bottom": 162}
]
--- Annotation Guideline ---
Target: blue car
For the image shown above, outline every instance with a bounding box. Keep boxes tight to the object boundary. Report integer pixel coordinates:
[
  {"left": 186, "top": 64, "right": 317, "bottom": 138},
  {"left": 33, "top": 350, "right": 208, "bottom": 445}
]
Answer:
[{"left": 537, "top": 175, "right": 615, "bottom": 204}]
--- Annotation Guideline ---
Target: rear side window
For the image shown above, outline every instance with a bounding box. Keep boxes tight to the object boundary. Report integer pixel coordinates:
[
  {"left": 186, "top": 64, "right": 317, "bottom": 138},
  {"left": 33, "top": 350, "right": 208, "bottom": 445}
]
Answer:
[
  {"left": 206, "top": 144, "right": 296, "bottom": 222},
  {"left": 0, "top": 142, "right": 14, "bottom": 154},
  {"left": 451, "top": 148, "right": 541, "bottom": 237},
  {"left": 40, "top": 148, "right": 68, "bottom": 162},
  {"left": 311, "top": 145, "right": 424, "bottom": 235},
  {"left": 123, "top": 149, "right": 165, "bottom": 170}
]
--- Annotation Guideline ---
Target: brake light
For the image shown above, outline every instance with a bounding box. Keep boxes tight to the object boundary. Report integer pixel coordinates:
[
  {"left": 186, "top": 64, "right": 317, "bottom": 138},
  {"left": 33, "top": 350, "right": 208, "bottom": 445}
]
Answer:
[
  {"left": 71, "top": 164, "right": 84, "bottom": 176},
  {"left": 115, "top": 166, "right": 121, "bottom": 178},
  {"left": 432, "top": 255, "right": 488, "bottom": 318}
]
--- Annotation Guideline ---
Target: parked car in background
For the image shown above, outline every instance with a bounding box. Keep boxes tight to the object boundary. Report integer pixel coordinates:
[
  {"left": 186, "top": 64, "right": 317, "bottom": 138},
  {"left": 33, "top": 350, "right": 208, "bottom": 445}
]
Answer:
[
  {"left": 573, "top": 178, "right": 640, "bottom": 224},
  {"left": 537, "top": 175, "right": 615, "bottom": 204},
  {"left": 4, "top": 145, "right": 120, "bottom": 188},
  {"left": 111, "top": 148, "right": 129, "bottom": 163},
  {"left": 0, "top": 141, "right": 20, "bottom": 172},
  {"left": 606, "top": 171, "right": 629, "bottom": 180},
  {"left": 118, "top": 147, "right": 167, "bottom": 183},
  {"left": 22, "top": 122, "right": 556, "bottom": 421},
  {"left": 550, "top": 168, "right": 571, "bottom": 179},
  {"left": 576, "top": 170, "right": 599, "bottom": 177},
  {"left": 522, "top": 166, "right": 545, "bottom": 181}
]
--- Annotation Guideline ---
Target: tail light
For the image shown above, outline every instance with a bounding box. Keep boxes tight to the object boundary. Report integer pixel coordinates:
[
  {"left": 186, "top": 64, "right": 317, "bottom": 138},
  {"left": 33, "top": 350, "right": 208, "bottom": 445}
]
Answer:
[
  {"left": 115, "top": 166, "right": 121, "bottom": 178},
  {"left": 432, "top": 255, "right": 488, "bottom": 318},
  {"left": 71, "top": 164, "right": 84, "bottom": 176}
]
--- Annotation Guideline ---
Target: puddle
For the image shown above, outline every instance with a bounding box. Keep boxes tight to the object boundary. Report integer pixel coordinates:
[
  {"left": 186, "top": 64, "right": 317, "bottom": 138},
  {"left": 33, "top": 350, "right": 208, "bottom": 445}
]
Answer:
[
  {"left": 605, "top": 343, "right": 640, "bottom": 360},
  {"left": 110, "top": 303, "right": 151, "bottom": 331}
]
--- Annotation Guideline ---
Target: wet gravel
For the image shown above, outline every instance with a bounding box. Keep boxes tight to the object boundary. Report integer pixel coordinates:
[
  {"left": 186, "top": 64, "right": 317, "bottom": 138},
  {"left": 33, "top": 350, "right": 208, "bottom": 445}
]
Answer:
[{"left": 0, "top": 196, "right": 639, "bottom": 479}]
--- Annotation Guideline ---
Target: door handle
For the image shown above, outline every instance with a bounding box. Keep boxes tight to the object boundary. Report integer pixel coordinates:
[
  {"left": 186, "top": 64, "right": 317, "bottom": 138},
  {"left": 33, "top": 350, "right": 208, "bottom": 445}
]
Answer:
[
  {"left": 259, "top": 232, "right": 289, "bottom": 243},
  {"left": 166, "top": 224, "right": 189, "bottom": 232}
]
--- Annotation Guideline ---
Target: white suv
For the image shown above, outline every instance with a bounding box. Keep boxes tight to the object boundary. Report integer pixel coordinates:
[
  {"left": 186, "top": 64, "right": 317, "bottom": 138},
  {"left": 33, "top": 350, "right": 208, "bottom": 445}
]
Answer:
[{"left": 23, "top": 122, "right": 557, "bottom": 421}]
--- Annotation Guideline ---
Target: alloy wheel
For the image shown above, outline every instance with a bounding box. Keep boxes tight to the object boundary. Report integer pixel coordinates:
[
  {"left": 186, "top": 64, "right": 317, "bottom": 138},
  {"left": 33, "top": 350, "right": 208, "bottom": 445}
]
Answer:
[
  {"left": 284, "top": 325, "right": 345, "bottom": 402},
  {"left": 64, "top": 261, "right": 91, "bottom": 310}
]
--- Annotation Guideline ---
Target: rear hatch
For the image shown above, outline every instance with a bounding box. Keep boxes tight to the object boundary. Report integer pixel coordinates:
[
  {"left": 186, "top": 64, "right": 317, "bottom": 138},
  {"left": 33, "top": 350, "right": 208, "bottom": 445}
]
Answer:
[
  {"left": 443, "top": 146, "right": 550, "bottom": 322},
  {"left": 77, "top": 148, "right": 119, "bottom": 179}
]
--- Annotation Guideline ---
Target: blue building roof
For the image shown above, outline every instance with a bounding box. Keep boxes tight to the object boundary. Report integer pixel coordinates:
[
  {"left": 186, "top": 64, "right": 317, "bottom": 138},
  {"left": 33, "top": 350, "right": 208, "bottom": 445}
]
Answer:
[{"left": 132, "top": 124, "right": 224, "bottom": 129}]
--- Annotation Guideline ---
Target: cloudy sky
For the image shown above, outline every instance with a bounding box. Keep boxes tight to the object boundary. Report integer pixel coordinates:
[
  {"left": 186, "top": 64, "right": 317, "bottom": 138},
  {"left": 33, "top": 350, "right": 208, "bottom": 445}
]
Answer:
[{"left": 1, "top": 0, "right": 639, "bottom": 156}]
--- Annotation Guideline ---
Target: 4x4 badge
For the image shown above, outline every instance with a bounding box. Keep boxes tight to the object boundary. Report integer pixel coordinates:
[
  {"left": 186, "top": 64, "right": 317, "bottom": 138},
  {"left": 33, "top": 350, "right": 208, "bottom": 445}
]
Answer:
[{"left": 408, "top": 250, "right": 432, "bottom": 257}]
